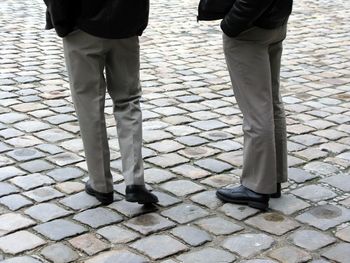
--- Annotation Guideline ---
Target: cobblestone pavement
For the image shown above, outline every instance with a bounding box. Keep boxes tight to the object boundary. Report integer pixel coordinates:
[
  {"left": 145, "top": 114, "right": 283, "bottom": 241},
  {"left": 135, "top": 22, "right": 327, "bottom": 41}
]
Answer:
[{"left": 1, "top": 0, "right": 350, "bottom": 262}]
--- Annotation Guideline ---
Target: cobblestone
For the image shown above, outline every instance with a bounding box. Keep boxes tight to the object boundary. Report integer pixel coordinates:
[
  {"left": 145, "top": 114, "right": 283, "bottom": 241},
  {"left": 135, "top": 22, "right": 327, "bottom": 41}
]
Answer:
[{"left": 1, "top": 0, "right": 350, "bottom": 261}]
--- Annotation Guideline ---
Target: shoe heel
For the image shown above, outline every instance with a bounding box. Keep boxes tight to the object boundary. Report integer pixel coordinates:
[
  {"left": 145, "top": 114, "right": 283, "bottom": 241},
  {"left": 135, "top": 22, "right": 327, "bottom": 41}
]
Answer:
[{"left": 248, "top": 201, "right": 268, "bottom": 211}]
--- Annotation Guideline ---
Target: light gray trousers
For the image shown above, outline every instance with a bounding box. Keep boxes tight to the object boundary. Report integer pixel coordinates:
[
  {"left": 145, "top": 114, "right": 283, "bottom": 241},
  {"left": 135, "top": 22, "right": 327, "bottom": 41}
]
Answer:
[
  {"left": 63, "top": 30, "right": 144, "bottom": 193},
  {"left": 223, "top": 24, "right": 288, "bottom": 194}
]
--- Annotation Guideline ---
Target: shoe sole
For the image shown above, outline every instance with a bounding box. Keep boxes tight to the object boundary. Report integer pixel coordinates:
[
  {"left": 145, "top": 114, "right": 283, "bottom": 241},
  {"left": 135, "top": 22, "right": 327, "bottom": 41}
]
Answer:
[
  {"left": 125, "top": 194, "right": 158, "bottom": 205},
  {"left": 85, "top": 186, "right": 113, "bottom": 205},
  {"left": 216, "top": 192, "right": 268, "bottom": 211}
]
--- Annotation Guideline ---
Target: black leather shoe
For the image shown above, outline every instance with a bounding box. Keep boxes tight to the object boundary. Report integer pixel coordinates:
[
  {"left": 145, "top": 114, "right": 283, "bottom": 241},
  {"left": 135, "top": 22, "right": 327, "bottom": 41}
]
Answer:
[
  {"left": 125, "top": 185, "right": 159, "bottom": 204},
  {"left": 270, "top": 183, "right": 281, "bottom": 198},
  {"left": 216, "top": 185, "right": 269, "bottom": 210},
  {"left": 85, "top": 181, "right": 114, "bottom": 205}
]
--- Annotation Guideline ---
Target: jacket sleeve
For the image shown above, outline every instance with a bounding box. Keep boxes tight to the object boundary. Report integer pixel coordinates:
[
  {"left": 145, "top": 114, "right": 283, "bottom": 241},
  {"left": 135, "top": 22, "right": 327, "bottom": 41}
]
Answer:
[{"left": 221, "top": 0, "right": 275, "bottom": 37}]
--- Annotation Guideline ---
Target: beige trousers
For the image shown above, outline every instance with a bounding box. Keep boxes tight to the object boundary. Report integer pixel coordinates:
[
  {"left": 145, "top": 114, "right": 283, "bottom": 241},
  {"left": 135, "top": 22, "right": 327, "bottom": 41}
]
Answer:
[
  {"left": 223, "top": 24, "right": 288, "bottom": 194},
  {"left": 63, "top": 30, "right": 144, "bottom": 193}
]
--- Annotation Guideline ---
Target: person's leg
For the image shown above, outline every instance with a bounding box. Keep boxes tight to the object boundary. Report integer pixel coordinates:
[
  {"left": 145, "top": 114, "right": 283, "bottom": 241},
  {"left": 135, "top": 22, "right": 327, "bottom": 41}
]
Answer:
[
  {"left": 222, "top": 29, "right": 277, "bottom": 194},
  {"left": 63, "top": 31, "right": 113, "bottom": 194},
  {"left": 104, "top": 36, "right": 158, "bottom": 204},
  {"left": 104, "top": 36, "right": 144, "bottom": 187},
  {"left": 269, "top": 25, "right": 288, "bottom": 185}
]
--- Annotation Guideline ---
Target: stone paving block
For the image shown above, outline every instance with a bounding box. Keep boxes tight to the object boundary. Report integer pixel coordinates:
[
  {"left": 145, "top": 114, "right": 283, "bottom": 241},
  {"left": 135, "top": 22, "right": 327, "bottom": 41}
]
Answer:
[
  {"left": 268, "top": 246, "right": 312, "bottom": 263},
  {"left": 10, "top": 173, "right": 54, "bottom": 190},
  {"left": 44, "top": 114, "right": 76, "bottom": 125},
  {"left": 6, "top": 136, "right": 43, "bottom": 148},
  {"left": 131, "top": 234, "right": 188, "bottom": 260},
  {"left": 124, "top": 213, "right": 176, "bottom": 235},
  {"left": 171, "top": 164, "right": 211, "bottom": 179},
  {"left": 0, "top": 256, "right": 43, "bottom": 263},
  {"left": 160, "top": 179, "right": 205, "bottom": 197},
  {"left": 0, "top": 213, "right": 36, "bottom": 236},
  {"left": 245, "top": 212, "right": 300, "bottom": 236},
  {"left": 340, "top": 197, "right": 350, "bottom": 207},
  {"left": 56, "top": 181, "right": 85, "bottom": 194},
  {"left": 47, "top": 167, "right": 84, "bottom": 182},
  {"left": 194, "top": 158, "right": 232, "bottom": 173},
  {"left": 321, "top": 173, "right": 350, "bottom": 192},
  {"left": 25, "top": 203, "right": 72, "bottom": 222},
  {"left": 147, "top": 139, "right": 184, "bottom": 153},
  {"left": 177, "top": 247, "right": 236, "bottom": 263},
  {"left": 24, "top": 186, "right": 64, "bottom": 202},
  {"left": 0, "top": 142, "right": 11, "bottom": 154},
  {"left": 304, "top": 161, "right": 339, "bottom": 175},
  {"left": 0, "top": 112, "right": 27, "bottom": 124},
  {"left": 144, "top": 168, "right": 176, "bottom": 184},
  {"left": 217, "top": 151, "right": 243, "bottom": 167},
  {"left": 150, "top": 191, "right": 181, "bottom": 207},
  {"left": 190, "top": 190, "right": 222, "bottom": 209},
  {"left": 290, "top": 134, "right": 327, "bottom": 146},
  {"left": 294, "top": 148, "right": 328, "bottom": 161},
  {"left": 60, "top": 191, "right": 100, "bottom": 210},
  {"left": 161, "top": 203, "right": 209, "bottom": 224},
  {"left": 73, "top": 207, "right": 123, "bottom": 228},
  {"left": 190, "top": 119, "right": 228, "bottom": 131},
  {"left": 47, "top": 152, "right": 84, "bottom": 166},
  {"left": 60, "top": 138, "right": 84, "bottom": 152},
  {"left": 69, "top": 233, "right": 109, "bottom": 256},
  {"left": 201, "top": 174, "right": 239, "bottom": 188},
  {"left": 165, "top": 125, "right": 199, "bottom": 136},
  {"left": 0, "top": 182, "right": 19, "bottom": 197},
  {"left": 290, "top": 229, "right": 335, "bottom": 251},
  {"left": 146, "top": 153, "right": 188, "bottom": 168},
  {"left": 208, "top": 139, "right": 242, "bottom": 151},
  {"left": 0, "top": 194, "right": 32, "bottom": 211},
  {"left": 19, "top": 159, "right": 54, "bottom": 173},
  {"left": 14, "top": 121, "right": 50, "bottom": 133},
  {"left": 0, "top": 128, "right": 24, "bottom": 139},
  {"left": 200, "top": 130, "right": 234, "bottom": 142},
  {"left": 269, "top": 194, "right": 310, "bottom": 215},
  {"left": 0, "top": 230, "right": 45, "bottom": 254},
  {"left": 288, "top": 167, "right": 319, "bottom": 183},
  {"left": 41, "top": 243, "right": 79, "bottom": 263},
  {"left": 292, "top": 184, "right": 337, "bottom": 203},
  {"left": 85, "top": 249, "right": 148, "bottom": 263},
  {"left": 322, "top": 243, "right": 350, "bottom": 263},
  {"left": 222, "top": 233, "right": 274, "bottom": 258},
  {"left": 219, "top": 203, "right": 259, "bottom": 220},
  {"left": 0, "top": 156, "right": 15, "bottom": 167},
  {"left": 179, "top": 146, "right": 220, "bottom": 160},
  {"left": 175, "top": 135, "right": 208, "bottom": 146},
  {"left": 97, "top": 225, "right": 140, "bottom": 244},
  {"left": 36, "top": 143, "right": 64, "bottom": 155},
  {"left": 196, "top": 217, "right": 244, "bottom": 235},
  {"left": 35, "top": 128, "right": 75, "bottom": 143},
  {"left": 335, "top": 226, "right": 350, "bottom": 242},
  {"left": 34, "top": 219, "right": 87, "bottom": 241},
  {"left": 170, "top": 225, "right": 212, "bottom": 247},
  {"left": 240, "top": 260, "right": 277, "bottom": 263},
  {"left": 109, "top": 200, "right": 156, "bottom": 217},
  {"left": 296, "top": 205, "right": 350, "bottom": 230}
]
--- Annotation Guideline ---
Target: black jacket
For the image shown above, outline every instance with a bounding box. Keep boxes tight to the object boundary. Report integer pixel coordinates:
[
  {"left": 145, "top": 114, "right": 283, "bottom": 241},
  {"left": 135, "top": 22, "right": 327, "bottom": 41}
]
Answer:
[
  {"left": 44, "top": 0, "right": 150, "bottom": 39},
  {"left": 221, "top": 0, "right": 293, "bottom": 37}
]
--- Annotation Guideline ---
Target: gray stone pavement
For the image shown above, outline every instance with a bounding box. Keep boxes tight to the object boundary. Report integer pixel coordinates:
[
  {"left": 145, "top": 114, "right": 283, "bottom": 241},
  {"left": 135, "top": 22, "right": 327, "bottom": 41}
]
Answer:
[{"left": 0, "top": 0, "right": 350, "bottom": 262}]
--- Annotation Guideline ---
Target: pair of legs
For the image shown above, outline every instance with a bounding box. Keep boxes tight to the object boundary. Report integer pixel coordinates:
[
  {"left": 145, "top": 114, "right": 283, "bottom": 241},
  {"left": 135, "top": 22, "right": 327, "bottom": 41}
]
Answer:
[
  {"left": 217, "top": 24, "right": 288, "bottom": 209},
  {"left": 63, "top": 30, "right": 155, "bottom": 204}
]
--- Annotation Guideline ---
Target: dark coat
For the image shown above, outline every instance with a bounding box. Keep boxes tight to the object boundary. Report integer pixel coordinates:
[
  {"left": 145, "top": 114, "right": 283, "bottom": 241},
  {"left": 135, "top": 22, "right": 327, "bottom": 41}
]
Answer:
[
  {"left": 44, "top": 0, "right": 150, "bottom": 39},
  {"left": 221, "top": 0, "right": 293, "bottom": 37}
]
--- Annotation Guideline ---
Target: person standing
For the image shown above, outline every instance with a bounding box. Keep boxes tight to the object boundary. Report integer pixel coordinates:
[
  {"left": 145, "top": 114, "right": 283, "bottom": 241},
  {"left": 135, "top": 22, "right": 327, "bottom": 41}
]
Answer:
[
  {"left": 43, "top": 0, "right": 158, "bottom": 205},
  {"left": 199, "top": 0, "right": 293, "bottom": 210}
]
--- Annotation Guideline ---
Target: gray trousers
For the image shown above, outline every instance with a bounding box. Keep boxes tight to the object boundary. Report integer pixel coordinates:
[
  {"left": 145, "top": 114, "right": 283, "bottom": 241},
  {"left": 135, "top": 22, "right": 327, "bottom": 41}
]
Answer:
[
  {"left": 223, "top": 24, "right": 288, "bottom": 194},
  {"left": 63, "top": 30, "right": 144, "bottom": 193}
]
